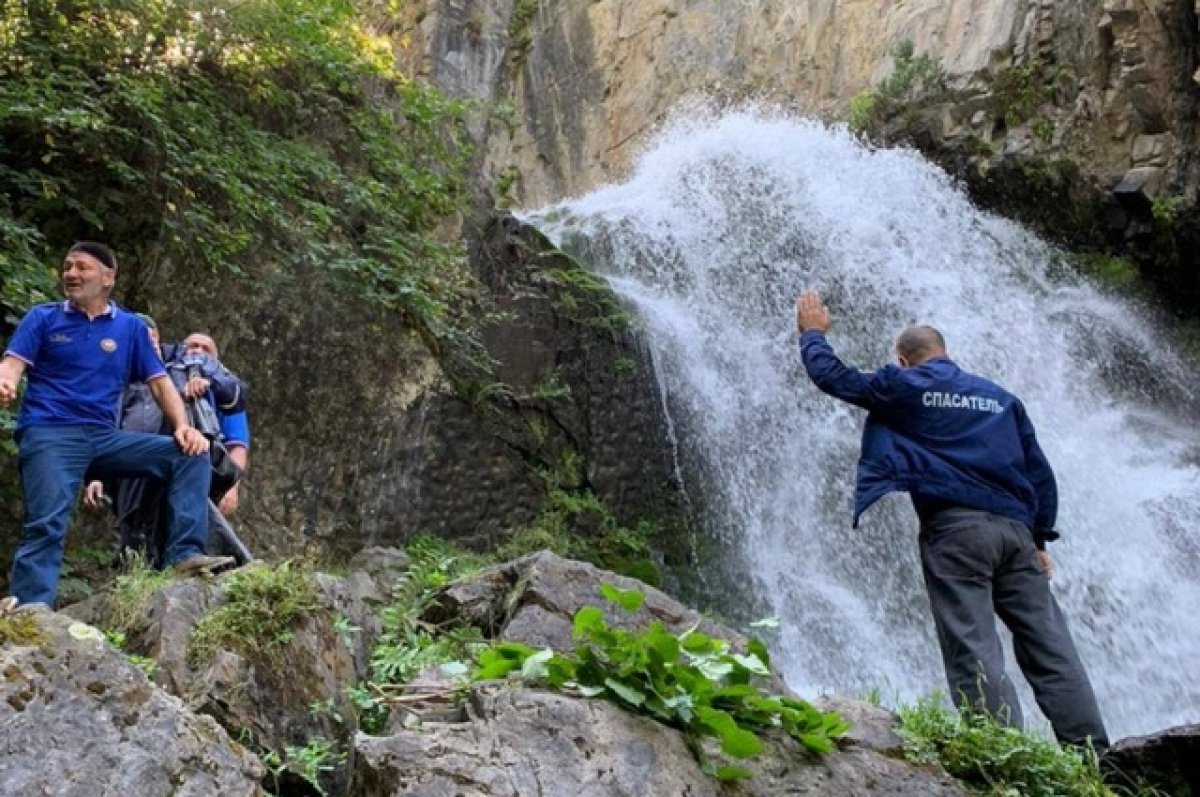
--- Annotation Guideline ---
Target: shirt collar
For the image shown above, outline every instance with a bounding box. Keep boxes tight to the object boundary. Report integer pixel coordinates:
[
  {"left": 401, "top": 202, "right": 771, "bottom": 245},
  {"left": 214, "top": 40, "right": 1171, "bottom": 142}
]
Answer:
[{"left": 62, "top": 300, "right": 117, "bottom": 318}]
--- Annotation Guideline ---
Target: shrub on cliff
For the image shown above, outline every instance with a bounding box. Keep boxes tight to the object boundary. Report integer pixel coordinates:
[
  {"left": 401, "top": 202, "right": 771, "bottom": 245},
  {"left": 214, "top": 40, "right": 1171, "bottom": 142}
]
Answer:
[{"left": 0, "top": 0, "right": 477, "bottom": 513}]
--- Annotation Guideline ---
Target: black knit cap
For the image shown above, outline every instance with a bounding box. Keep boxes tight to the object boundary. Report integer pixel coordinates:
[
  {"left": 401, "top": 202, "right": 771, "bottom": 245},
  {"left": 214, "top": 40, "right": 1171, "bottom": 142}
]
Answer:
[{"left": 68, "top": 241, "right": 118, "bottom": 271}]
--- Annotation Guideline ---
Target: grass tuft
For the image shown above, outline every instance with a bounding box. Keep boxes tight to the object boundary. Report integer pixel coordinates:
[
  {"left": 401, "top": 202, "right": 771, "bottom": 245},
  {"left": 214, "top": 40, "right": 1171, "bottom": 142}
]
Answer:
[{"left": 189, "top": 560, "right": 321, "bottom": 667}]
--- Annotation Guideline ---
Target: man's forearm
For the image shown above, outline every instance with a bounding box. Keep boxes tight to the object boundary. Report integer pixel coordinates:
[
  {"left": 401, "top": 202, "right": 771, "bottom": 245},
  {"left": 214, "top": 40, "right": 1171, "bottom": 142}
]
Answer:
[
  {"left": 228, "top": 445, "right": 248, "bottom": 470},
  {"left": 800, "top": 331, "right": 881, "bottom": 410},
  {"left": 148, "top": 376, "right": 191, "bottom": 430}
]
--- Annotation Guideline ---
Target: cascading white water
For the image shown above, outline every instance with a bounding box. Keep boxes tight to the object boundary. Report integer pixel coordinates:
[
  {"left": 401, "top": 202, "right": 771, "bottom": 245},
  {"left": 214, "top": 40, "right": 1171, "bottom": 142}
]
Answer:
[{"left": 528, "top": 111, "right": 1200, "bottom": 739}]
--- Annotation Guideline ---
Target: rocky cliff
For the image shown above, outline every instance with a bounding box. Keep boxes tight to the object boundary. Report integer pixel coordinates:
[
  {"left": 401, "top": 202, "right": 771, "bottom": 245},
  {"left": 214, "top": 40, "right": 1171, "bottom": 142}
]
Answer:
[
  {"left": 397, "top": 0, "right": 1198, "bottom": 206},
  {"left": 394, "top": 0, "right": 1199, "bottom": 307}
]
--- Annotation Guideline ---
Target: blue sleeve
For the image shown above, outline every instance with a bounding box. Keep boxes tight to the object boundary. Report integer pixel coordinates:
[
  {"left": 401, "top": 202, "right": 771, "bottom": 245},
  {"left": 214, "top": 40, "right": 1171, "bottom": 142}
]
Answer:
[
  {"left": 799, "top": 330, "right": 899, "bottom": 412},
  {"left": 129, "top": 321, "right": 166, "bottom": 383},
  {"left": 219, "top": 410, "right": 250, "bottom": 449},
  {"left": 4, "top": 306, "right": 48, "bottom": 366},
  {"left": 207, "top": 365, "right": 247, "bottom": 413},
  {"left": 1014, "top": 400, "right": 1059, "bottom": 545}
]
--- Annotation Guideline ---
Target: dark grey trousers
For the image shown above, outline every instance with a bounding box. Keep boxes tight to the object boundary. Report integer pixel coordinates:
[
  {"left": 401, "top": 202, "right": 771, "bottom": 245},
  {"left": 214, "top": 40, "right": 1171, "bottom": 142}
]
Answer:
[{"left": 919, "top": 508, "right": 1109, "bottom": 748}]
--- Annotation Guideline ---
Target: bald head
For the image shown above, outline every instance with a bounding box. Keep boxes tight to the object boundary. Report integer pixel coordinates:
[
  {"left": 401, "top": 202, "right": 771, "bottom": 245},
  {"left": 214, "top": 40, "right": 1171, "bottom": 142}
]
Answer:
[{"left": 895, "top": 326, "right": 946, "bottom": 367}]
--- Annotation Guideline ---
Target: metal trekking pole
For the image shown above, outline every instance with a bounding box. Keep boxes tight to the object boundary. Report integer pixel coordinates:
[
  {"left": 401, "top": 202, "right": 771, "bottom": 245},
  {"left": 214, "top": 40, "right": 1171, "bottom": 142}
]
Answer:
[{"left": 207, "top": 500, "right": 253, "bottom": 566}]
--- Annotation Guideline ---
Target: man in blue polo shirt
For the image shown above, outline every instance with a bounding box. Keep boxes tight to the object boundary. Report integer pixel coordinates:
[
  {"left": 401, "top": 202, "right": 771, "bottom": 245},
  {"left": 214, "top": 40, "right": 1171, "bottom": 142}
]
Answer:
[
  {"left": 795, "top": 289, "right": 1108, "bottom": 751},
  {"left": 0, "top": 242, "right": 234, "bottom": 607}
]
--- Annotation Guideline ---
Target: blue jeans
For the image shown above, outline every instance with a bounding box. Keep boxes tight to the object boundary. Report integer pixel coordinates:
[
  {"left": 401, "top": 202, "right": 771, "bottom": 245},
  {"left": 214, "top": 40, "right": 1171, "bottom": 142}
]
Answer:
[{"left": 11, "top": 424, "right": 211, "bottom": 605}]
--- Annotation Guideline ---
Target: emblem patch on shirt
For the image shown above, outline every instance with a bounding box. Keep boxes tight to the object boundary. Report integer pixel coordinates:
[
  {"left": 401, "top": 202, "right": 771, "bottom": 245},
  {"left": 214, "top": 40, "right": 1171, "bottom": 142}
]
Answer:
[{"left": 100, "top": 338, "right": 118, "bottom": 353}]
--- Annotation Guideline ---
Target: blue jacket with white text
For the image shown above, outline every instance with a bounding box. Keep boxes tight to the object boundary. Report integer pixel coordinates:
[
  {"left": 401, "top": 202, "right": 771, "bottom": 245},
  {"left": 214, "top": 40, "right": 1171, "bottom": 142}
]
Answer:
[{"left": 800, "top": 330, "right": 1059, "bottom": 546}]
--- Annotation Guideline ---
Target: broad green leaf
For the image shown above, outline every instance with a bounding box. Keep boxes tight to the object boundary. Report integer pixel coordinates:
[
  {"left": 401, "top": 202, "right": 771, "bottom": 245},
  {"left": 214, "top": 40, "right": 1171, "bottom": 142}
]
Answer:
[
  {"left": 747, "top": 638, "right": 771, "bottom": 668},
  {"left": 604, "top": 678, "right": 645, "bottom": 707},
  {"left": 643, "top": 623, "right": 680, "bottom": 664},
  {"left": 695, "top": 657, "right": 733, "bottom": 682},
  {"left": 720, "top": 726, "right": 763, "bottom": 759},
  {"left": 680, "top": 631, "right": 717, "bottom": 654},
  {"left": 600, "top": 582, "right": 645, "bottom": 612},
  {"left": 798, "top": 732, "right": 834, "bottom": 754},
  {"left": 713, "top": 684, "right": 756, "bottom": 700},
  {"left": 474, "top": 656, "right": 519, "bottom": 680},
  {"left": 730, "top": 653, "right": 770, "bottom": 676},
  {"left": 714, "top": 766, "right": 754, "bottom": 782},
  {"left": 573, "top": 606, "right": 605, "bottom": 639},
  {"left": 520, "top": 648, "right": 554, "bottom": 680}
]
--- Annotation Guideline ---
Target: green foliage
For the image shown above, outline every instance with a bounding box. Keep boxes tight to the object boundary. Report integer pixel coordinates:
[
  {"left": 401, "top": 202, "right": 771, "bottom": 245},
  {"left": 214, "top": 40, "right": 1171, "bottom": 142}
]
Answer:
[
  {"left": 189, "top": 559, "right": 321, "bottom": 666},
  {"left": 0, "top": 0, "right": 475, "bottom": 347},
  {"left": 993, "top": 59, "right": 1059, "bottom": 128},
  {"left": 846, "top": 40, "right": 944, "bottom": 134},
  {"left": 99, "top": 554, "right": 175, "bottom": 633},
  {"left": 103, "top": 552, "right": 173, "bottom": 635},
  {"left": 495, "top": 165, "right": 521, "bottom": 208},
  {"left": 897, "top": 697, "right": 1114, "bottom": 797},
  {"left": 612, "top": 355, "right": 637, "bottom": 379},
  {"left": 261, "top": 737, "right": 345, "bottom": 797},
  {"left": 508, "top": 0, "right": 538, "bottom": 62},
  {"left": 529, "top": 366, "right": 571, "bottom": 400},
  {"left": 498, "top": 486, "right": 662, "bottom": 587},
  {"left": 848, "top": 90, "right": 877, "bottom": 134},
  {"left": 102, "top": 628, "right": 159, "bottom": 677},
  {"left": 543, "top": 263, "right": 633, "bottom": 331},
  {"left": 472, "top": 585, "right": 848, "bottom": 780},
  {"left": 354, "top": 535, "right": 487, "bottom": 732},
  {"left": 1070, "top": 253, "right": 1141, "bottom": 291},
  {"left": 0, "top": 612, "right": 47, "bottom": 646},
  {"left": 1151, "top": 195, "right": 1183, "bottom": 226},
  {"left": 1034, "top": 118, "right": 1055, "bottom": 145},
  {"left": 878, "top": 40, "right": 946, "bottom": 103}
]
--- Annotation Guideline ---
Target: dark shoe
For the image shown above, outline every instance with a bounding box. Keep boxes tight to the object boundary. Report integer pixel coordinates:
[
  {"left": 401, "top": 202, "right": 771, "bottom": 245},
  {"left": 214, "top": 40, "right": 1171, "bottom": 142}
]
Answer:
[{"left": 173, "top": 554, "right": 236, "bottom": 577}]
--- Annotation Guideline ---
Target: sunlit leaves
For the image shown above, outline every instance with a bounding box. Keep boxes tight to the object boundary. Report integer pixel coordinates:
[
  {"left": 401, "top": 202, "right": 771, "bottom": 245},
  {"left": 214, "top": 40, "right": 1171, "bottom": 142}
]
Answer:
[{"left": 472, "top": 582, "right": 847, "bottom": 781}]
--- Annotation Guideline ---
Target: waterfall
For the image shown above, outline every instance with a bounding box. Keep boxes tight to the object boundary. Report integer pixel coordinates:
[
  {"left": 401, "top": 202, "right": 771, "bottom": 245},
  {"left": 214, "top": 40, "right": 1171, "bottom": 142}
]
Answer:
[{"left": 527, "top": 111, "right": 1200, "bottom": 739}]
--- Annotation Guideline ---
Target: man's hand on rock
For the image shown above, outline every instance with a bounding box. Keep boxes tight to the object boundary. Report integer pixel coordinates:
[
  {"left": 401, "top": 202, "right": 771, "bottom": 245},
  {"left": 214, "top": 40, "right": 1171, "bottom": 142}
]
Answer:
[{"left": 796, "top": 290, "right": 831, "bottom": 334}]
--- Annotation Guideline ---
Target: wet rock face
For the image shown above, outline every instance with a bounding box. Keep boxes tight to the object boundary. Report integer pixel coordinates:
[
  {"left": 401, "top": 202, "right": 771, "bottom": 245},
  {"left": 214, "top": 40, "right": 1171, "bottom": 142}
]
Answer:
[
  {"left": 0, "top": 607, "right": 264, "bottom": 796},
  {"left": 400, "top": 0, "right": 1199, "bottom": 210},
  {"left": 1104, "top": 724, "right": 1200, "bottom": 797},
  {"left": 121, "top": 213, "right": 685, "bottom": 563}
]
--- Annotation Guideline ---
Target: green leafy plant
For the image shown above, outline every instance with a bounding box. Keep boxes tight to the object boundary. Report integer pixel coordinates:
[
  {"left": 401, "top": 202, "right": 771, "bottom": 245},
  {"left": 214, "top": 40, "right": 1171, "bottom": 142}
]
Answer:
[
  {"left": 189, "top": 559, "right": 321, "bottom": 666},
  {"left": 1151, "top": 195, "right": 1183, "bottom": 226},
  {"left": 261, "top": 737, "right": 345, "bottom": 796},
  {"left": 102, "top": 628, "right": 159, "bottom": 677},
  {"left": 352, "top": 536, "right": 487, "bottom": 732},
  {"left": 0, "top": 0, "right": 485, "bottom": 500},
  {"left": 472, "top": 584, "right": 848, "bottom": 781},
  {"left": 104, "top": 552, "right": 174, "bottom": 636},
  {"left": 845, "top": 40, "right": 945, "bottom": 134},
  {"left": 497, "top": 487, "right": 663, "bottom": 586},
  {"left": 897, "top": 697, "right": 1117, "bottom": 797},
  {"left": 529, "top": 366, "right": 571, "bottom": 400},
  {"left": 848, "top": 90, "right": 878, "bottom": 134}
]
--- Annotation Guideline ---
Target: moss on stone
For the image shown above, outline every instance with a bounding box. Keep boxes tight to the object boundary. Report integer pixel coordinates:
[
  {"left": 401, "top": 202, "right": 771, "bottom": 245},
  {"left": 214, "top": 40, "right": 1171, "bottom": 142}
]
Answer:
[
  {"left": 0, "top": 613, "right": 48, "bottom": 647},
  {"left": 189, "top": 560, "right": 323, "bottom": 668}
]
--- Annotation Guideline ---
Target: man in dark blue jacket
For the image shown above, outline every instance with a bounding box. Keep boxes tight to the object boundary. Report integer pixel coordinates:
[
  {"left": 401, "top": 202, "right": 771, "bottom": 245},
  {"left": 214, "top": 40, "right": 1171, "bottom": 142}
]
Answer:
[{"left": 796, "top": 290, "right": 1108, "bottom": 750}]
